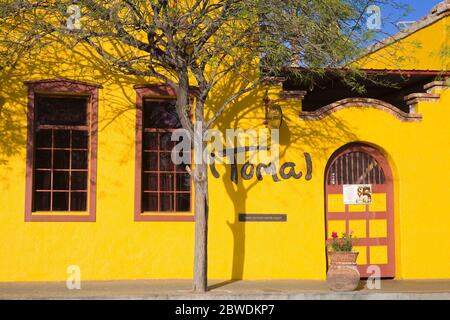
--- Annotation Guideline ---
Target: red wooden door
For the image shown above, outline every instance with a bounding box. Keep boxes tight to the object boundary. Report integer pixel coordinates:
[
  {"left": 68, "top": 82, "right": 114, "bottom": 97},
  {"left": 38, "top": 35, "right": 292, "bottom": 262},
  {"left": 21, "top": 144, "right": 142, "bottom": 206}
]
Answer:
[{"left": 325, "top": 143, "right": 395, "bottom": 278}]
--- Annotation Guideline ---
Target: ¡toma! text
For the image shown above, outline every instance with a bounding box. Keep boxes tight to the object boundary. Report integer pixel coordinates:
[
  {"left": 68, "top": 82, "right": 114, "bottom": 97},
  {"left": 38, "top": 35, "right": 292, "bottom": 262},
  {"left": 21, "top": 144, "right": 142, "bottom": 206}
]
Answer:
[{"left": 210, "top": 150, "right": 313, "bottom": 184}]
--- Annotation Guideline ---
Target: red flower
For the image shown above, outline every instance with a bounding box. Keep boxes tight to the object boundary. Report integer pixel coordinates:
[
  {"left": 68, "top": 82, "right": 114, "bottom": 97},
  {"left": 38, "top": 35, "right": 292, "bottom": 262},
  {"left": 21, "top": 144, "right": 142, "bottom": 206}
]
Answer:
[{"left": 331, "top": 232, "right": 338, "bottom": 239}]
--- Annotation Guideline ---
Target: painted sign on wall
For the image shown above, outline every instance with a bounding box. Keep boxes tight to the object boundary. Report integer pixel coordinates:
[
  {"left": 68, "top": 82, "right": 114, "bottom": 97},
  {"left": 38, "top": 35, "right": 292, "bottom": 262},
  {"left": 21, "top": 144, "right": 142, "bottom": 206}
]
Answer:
[
  {"left": 209, "top": 148, "right": 313, "bottom": 184},
  {"left": 343, "top": 184, "right": 372, "bottom": 204}
]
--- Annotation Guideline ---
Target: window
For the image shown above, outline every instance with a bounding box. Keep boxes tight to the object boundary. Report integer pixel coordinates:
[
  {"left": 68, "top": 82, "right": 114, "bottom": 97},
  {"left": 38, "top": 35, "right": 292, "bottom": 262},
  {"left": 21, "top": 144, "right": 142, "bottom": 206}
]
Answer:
[
  {"left": 142, "top": 99, "right": 191, "bottom": 212},
  {"left": 134, "top": 85, "right": 193, "bottom": 222},
  {"left": 33, "top": 96, "right": 89, "bottom": 212},
  {"left": 24, "top": 79, "right": 100, "bottom": 222}
]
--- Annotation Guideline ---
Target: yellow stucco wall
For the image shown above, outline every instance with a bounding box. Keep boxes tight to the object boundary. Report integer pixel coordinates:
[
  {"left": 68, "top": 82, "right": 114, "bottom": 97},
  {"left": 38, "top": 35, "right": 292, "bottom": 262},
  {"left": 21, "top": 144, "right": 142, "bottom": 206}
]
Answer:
[
  {"left": 359, "top": 14, "right": 449, "bottom": 71},
  {"left": 0, "top": 10, "right": 448, "bottom": 282}
]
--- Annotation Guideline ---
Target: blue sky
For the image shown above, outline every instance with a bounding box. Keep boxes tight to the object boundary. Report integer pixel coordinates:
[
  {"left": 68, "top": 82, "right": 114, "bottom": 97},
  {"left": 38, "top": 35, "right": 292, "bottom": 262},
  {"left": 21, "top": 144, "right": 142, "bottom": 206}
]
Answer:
[
  {"left": 379, "top": 0, "right": 443, "bottom": 35},
  {"left": 401, "top": 0, "right": 443, "bottom": 18}
]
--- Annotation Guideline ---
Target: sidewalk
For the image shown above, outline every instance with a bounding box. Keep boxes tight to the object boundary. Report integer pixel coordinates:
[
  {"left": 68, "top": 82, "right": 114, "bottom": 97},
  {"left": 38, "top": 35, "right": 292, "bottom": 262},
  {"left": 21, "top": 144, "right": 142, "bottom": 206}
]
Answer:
[{"left": 1, "top": 279, "right": 450, "bottom": 300}]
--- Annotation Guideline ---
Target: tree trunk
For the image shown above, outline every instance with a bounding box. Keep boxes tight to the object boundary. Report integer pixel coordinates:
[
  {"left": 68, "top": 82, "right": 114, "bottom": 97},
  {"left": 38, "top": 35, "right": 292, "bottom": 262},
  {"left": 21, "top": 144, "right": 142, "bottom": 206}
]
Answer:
[
  {"left": 175, "top": 72, "right": 209, "bottom": 292},
  {"left": 192, "top": 90, "right": 209, "bottom": 292},
  {"left": 193, "top": 161, "right": 208, "bottom": 292}
]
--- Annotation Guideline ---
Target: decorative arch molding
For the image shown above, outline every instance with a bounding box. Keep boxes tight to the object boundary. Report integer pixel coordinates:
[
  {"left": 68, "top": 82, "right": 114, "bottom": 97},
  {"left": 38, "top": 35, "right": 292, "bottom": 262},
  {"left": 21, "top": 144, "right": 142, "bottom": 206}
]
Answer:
[{"left": 299, "top": 98, "right": 422, "bottom": 122}]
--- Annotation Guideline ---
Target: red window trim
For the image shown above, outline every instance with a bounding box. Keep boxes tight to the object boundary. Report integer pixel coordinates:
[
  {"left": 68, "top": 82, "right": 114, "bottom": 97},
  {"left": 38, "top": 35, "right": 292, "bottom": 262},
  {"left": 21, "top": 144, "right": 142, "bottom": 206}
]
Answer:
[
  {"left": 24, "top": 79, "right": 101, "bottom": 222},
  {"left": 134, "top": 84, "right": 195, "bottom": 222}
]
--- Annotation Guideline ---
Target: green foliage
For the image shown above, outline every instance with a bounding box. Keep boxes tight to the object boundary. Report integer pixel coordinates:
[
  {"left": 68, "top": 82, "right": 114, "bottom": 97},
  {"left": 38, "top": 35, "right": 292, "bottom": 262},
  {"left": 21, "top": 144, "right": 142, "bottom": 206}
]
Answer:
[
  {"left": 0, "top": 0, "right": 411, "bottom": 131},
  {"left": 258, "top": 0, "right": 366, "bottom": 71},
  {"left": 329, "top": 232, "right": 357, "bottom": 252},
  {"left": 0, "top": 1, "right": 405, "bottom": 90}
]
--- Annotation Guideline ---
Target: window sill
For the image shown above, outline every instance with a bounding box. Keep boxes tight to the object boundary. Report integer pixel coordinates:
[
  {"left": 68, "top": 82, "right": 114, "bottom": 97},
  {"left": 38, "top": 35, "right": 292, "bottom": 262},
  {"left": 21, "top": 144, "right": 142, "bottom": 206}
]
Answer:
[
  {"left": 136, "top": 213, "right": 195, "bottom": 222},
  {"left": 26, "top": 212, "right": 95, "bottom": 222}
]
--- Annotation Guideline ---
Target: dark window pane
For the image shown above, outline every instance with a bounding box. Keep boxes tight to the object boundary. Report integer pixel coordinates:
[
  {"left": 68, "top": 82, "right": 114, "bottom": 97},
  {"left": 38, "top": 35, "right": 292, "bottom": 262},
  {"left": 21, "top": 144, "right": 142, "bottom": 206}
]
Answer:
[
  {"left": 72, "top": 150, "right": 88, "bottom": 169},
  {"left": 160, "top": 193, "right": 174, "bottom": 211},
  {"left": 53, "top": 171, "right": 69, "bottom": 190},
  {"left": 160, "top": 132, "right": 174, "bottom": 151},
  {"left": 52, "top": 192, "right": 69, "bottom": 211},
  {"left": 160, "top": 173, "right": 174, "bottom": 191},
  {"left": 34, "top": 192, "right": 51, "bottom": 211},
  {"left": 142, "top": 193, "right": 158, "bottom": 211},
  {"left": 141, "top": 99, "right": 191, "bottom": 214},
  {"left": 353, "top": 153, "right": 358, "bottom": 182},
  {"left": 36, "top": 129, "right": 52, "bottom": 148},
  {"left": 337, "top": 157, "right": 342, "bottom": 185},
  {"left": 72, "top": 130, "right": 88, "bottom": 149},
  {"left": 53, "top": 150, "right": 70, "bottom": 169},
  {"left": 176, "top": 173, "right": 190, "bottom": 191},
  {"left": 143, "top": 100, "right": 181, "bottom": 129},
  {"left": 160, "top": 152, "right": 173, "bottom": 171},
  {"left": 369, "top": 159, "right": 375, "bottom": 183},
  {"left": 32, "top": 95, "right": 91, "bottom": 214},
  {"left": 375, "top": 164, "right": 380, "bottom": 184},
  {"left": 143, "top": 132, "right": 158, "bottom": 150},
  {"left": 143, "top": 173, "right": 158, "bottom": 191},
  {"left": 358, "top": 152, "right": 363, "bottom": 181},
  {"left": 143, "top": 152, "right": 158, "bottom": 171},
  {"left": 176, "top": 193, "right": 190, "bottom": 212},
  {"left": 35, "top": 150, "right": 52, "bottom": 169},
  {"left": 35, "top": 170, "right": 51, "bottom": 190},
  {"left": 347, "top": 154, "right": 353, "bottom": 184},
  {"left": 342, "top": 155, "right": 347, "bottom": 184},
  {"left": 36, "top": 96, "right": 87, "bottom": 126},
  {"left": 54, "top": 130, "right": 70, "bottom": 148},
  {"left": 364, "top": 153, "right": 369, "bottom": 184},
  {"left": 71, "top": 171, "right": 87, "bottom": 190},
  {"left": 70, "top": 192, "right": 87, "bottom": 211}
]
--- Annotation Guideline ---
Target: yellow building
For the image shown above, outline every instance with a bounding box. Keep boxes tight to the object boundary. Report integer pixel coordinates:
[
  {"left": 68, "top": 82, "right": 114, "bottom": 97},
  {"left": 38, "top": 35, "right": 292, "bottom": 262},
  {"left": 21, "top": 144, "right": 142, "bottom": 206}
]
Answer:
[{"left": 0, "top": 2, "right": 449, "bottom": 282}]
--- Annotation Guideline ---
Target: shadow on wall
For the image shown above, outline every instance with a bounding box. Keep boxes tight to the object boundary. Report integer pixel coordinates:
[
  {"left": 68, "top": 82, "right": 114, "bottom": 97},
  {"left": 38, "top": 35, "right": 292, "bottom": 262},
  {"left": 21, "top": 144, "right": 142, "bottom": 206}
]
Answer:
[
  {"left": 0, "top": 68, "right": 27, "bottom": 165},
  {"left": 0, "top": 42, "right": 146, "bottom": 176},
  {"left": 0, "top": 42, "right": 162, "bottom": 213},
  {"left": 204, "top": 72, "right": 359, "bottom": 282},
  {"left": 0, "top": 40, "right": 359, "bottom": 282}
]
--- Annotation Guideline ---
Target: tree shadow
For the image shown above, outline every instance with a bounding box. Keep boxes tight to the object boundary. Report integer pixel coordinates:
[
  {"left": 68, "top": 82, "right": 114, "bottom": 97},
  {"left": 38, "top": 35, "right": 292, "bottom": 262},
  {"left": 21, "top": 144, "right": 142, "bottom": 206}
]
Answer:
[
  {"left": 0, "top": 34, "right": 409, "bottom": 287},
  {"left": 204, "top": 72, "right": 359, "bottom": 288},
  {"left": 0, "top": 42, "right": 153, "bottom": 205},
  {"left": 0, "top": 42, "right": 150, "bottom": 163}
]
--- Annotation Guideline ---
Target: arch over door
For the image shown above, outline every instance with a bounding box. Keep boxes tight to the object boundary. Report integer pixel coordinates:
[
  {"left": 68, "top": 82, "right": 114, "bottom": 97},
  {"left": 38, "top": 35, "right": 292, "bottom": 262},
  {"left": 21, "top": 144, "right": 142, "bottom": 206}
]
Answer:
[{"left": 325, "top": 143, "right": 395, "bottom": 278}]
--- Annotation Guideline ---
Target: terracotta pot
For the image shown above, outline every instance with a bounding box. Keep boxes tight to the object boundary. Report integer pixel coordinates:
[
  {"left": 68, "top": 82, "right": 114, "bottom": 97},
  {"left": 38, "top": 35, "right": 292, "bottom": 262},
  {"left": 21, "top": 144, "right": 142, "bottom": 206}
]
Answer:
[{"left": 326, "top": 251, "right": 360, "bottom": 291}]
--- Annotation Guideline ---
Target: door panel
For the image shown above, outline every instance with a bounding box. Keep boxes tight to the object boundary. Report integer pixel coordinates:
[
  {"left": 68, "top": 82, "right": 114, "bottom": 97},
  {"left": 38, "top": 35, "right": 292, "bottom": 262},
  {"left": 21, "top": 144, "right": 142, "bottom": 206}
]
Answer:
[{"left": 325, "top": 144, "right": 395, "bottom": 278}]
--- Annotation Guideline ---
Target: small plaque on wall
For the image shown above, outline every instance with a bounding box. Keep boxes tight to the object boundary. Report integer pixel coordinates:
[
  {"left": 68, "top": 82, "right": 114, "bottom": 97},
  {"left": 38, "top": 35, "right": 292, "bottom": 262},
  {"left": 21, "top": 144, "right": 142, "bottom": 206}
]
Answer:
[{"left": 239, "top": 214, "right": 287, "bottom": 222}]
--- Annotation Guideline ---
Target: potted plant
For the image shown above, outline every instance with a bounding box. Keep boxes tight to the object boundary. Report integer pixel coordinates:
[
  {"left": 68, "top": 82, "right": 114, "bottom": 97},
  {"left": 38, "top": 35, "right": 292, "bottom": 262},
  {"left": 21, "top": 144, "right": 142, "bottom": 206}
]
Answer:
[{"left": 326, "top": 232, "right": 360, "bottom": 291}]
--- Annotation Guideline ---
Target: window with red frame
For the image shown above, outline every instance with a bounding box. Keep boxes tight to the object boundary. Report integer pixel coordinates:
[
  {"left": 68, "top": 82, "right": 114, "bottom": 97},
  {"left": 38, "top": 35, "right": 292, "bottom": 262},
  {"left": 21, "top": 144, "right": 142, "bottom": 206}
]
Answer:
[
  {"left": 141, "top": 99, "right": 191, "bottom": 212},
  {"left": 33, "top": 96, "right": 89, "bottom": 211}
]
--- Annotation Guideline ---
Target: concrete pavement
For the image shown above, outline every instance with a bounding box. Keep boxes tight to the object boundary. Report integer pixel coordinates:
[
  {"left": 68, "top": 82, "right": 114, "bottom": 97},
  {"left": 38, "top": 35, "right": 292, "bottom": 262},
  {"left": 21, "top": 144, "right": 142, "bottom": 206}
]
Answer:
[{"left": 0, "top": 279, "right": 450, "bottom": 300}]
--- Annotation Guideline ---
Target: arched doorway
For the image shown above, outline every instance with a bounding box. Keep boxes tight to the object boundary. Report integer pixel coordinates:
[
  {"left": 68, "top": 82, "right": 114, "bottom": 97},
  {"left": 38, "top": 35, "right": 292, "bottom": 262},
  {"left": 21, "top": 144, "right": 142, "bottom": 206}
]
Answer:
[{"left": 324, "top": 143, "right": 395, "bottom": 278}]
